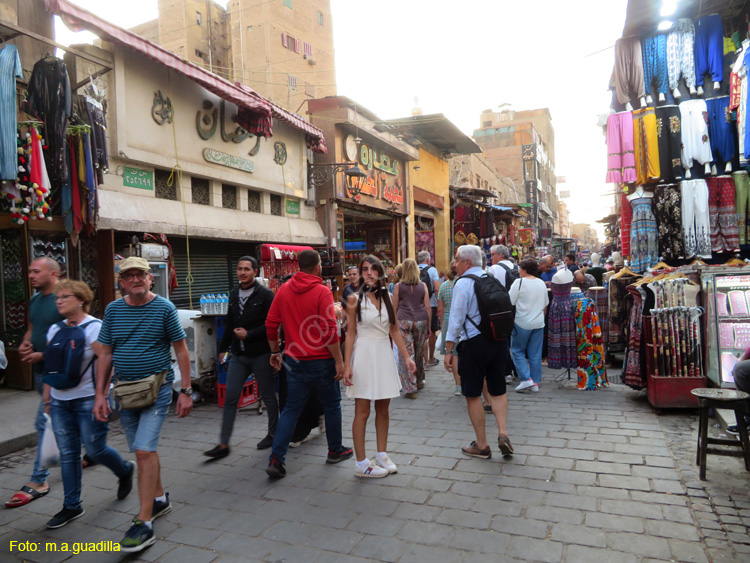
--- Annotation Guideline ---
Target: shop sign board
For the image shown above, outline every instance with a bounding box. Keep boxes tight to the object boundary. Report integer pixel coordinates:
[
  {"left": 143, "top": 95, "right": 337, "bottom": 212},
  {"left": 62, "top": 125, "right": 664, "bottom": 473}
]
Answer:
[
  {"left": 203, "top": 148, "right": 255, "bottom": 173},
  {"left": 359, "top": 143, "right": 399, "bottom": 176},
  {"left": 123, "top": 167, "right": 154, "bottom": 190},
  {"left": 559, "top": 190, "right": 570, "bottom": 198},
  {"left": 341, "top": 137, "right": 406, "bottom": 209},
  {"left": 285, "top": 199, "right": 300, "bottom": 215}
]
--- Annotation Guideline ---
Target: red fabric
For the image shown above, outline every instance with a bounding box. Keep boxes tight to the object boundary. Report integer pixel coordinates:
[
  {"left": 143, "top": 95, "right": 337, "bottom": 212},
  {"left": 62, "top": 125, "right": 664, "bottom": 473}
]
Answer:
[
  {"left": 68, "top": 137, "right": 82, "bottom": 233},
  {"left": 265, "top": 271, "right": 339, "bottom": 360},
  {"left": 620, "top": 190, "right": 632, "bottom": 258},
  {"left": 260, "top": 244, "right": 314, "bottom": 262}
]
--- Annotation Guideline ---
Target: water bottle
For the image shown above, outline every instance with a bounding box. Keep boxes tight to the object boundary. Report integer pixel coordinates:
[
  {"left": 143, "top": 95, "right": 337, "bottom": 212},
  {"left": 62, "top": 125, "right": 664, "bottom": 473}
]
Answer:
[
  {"left": 208, "top": 294, "right": 216, "bottom": 314},
  {"left": 222, "top": 294, "right": 229, "bottom": 314},
  {"left": 220, "top": 294, "right": 226, "bottom": 314},
  {"left": 200, "top": 294, "right": 206, "bottom": 314}
]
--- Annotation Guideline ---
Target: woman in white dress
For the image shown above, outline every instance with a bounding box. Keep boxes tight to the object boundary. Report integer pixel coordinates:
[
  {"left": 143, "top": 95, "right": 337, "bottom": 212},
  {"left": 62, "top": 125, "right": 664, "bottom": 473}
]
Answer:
[{"left": 343, "top": 256, "right": 416, "bottom": 478}]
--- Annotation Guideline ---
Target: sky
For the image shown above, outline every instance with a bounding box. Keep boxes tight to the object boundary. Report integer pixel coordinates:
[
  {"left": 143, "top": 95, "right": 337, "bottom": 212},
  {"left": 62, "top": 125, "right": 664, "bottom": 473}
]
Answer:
[{"left": 54, "top": 0, "right": 629, "bottom": 241}]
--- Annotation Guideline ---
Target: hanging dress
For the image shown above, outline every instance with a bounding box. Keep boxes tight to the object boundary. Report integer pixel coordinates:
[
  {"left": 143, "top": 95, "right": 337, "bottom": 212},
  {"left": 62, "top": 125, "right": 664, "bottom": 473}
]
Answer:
[
  {"left": 548, "top": 281, "right": 577, "bottom": 370},
  {"left": 629, "top": 196, "right": 659, "bottom": 272},
  {"left": 653, "top": 184, "right": 685, "bottom": 260},
  {"left": 623, "top": 285, "right": 647, "bottom": 389},
  {"left": 575, "top": 297, "right": 609, "bottom": 390},
  {"left": 0, "top": 45, "right": 23, "bottom": 181}
]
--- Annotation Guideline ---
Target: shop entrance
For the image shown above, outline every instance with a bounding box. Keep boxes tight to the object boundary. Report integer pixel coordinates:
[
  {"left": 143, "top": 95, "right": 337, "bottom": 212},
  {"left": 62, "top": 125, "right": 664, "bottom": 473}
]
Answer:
[{"left": 342, "top": 208, "right": 397, "bottom": 273}]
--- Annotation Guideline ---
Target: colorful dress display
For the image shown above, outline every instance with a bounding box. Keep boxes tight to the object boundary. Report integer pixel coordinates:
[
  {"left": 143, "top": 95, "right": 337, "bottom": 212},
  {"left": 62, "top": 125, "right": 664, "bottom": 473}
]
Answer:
[
  {"left": 629, "top": 195, "right": 659, "bottom": 272},
  {"left": 575, "top": 298, "right": 609, "bottom": 391},
  {"left": 548, "top": 281, "right": 576, "bottom": 370},
  {"left": 653, "top": 183, "right": 685, "bottom": 260},
  {"left": 623, "top": 285, "right": 647, "bottom": 389}
]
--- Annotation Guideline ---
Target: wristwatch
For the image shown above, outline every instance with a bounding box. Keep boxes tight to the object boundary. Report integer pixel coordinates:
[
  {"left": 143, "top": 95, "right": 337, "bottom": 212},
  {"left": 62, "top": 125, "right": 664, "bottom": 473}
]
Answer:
[{"left": 179, "top": 387, "right": 193, "bottom": 396}]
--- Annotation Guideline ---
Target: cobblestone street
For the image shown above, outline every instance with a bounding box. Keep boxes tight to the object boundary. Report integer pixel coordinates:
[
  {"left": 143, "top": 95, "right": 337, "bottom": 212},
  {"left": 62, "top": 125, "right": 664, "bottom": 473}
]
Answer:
[{"left": 1, "top": 364, "right": 749, "bottom": 562}]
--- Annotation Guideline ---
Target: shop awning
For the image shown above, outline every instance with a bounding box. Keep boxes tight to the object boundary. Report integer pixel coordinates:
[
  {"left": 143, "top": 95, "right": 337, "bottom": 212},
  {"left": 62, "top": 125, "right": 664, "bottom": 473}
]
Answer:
[
  {"left": 44, "top": 0, "right": 327, "bottom": 153},
  {"left": 260, "top": 244, "right": 314, "bottom": 262}
]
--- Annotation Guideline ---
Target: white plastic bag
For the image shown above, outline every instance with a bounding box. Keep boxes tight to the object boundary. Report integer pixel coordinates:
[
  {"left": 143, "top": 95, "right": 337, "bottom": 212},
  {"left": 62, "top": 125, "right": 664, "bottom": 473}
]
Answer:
[
  {"left": 0, "top": 340, "right": 7, "bottom": 370},
  {"left": 39, "top": 413, "right": 60, "bottom": 468}
]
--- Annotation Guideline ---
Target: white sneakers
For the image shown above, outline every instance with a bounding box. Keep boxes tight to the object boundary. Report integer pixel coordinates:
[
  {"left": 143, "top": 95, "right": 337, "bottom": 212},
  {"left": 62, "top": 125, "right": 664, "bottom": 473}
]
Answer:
[
  {"left": 515, "top": 380, "right": 536, "bottom": 392},
  {"left": 375, "top": 453, "right": 398, "bottom": 474},
  {"left": 354, "top": 453, "right": 398, "bottom": 478}
]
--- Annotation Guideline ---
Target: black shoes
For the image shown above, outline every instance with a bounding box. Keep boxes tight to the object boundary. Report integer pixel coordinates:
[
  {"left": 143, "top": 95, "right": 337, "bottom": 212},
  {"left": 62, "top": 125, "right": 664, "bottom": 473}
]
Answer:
[
  {"left": 120, "top": 520, "right": 155, "bottom": 553},
  {"left": 266, "top": 456, "right": 287, "bottom": 479},
  {"left": 257, "top": 435, "right": 274, "bottom": 450},
  {"left": 46, "top": 506, "right": 85, "bottom": 529},
  {"left": 204, "top": 445, "right": 230, "bottom": 459},
  {"left": 117, "top": 461, "right": 135, "bottom": 500},
  {"left": 326, "top": 446, "right": 354, "bottom": 464},
  {"left": 152, "top": 492, "right": 171, "bottom": 520}
]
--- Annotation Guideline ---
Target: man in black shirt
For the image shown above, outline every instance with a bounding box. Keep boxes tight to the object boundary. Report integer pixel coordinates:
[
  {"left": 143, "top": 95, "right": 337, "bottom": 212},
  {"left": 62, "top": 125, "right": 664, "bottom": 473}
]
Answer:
[{"left": 341, "top": 266, "right": 360, "bottom": 306}]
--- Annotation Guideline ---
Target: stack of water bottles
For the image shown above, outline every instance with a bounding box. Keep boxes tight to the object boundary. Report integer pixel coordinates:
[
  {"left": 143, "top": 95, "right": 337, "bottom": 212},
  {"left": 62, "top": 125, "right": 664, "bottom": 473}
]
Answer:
[{"left": 199, "top": 294, "right": 229, "bottom": 315}]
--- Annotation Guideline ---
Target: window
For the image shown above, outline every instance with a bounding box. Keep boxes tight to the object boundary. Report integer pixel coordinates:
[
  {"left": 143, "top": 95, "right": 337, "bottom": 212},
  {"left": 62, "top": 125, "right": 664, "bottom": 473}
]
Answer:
[
  {"left": 191, "top": 177, "right": 209, "bottom": 205},
  {"left": 248, "top": 190, "right": 261, "bottom": 213},
  {"left": 195, "top": 49, "right": 206, "bottom": 60},
  {"left": 270, "top": 194, "right": 282, "bottom": 216},
  {"left": 287, "top": 74, "right": 298, "bottom": 90},
  {"left": 281, "top": 32, "right": 288, "bottom": 48},
  {"left": 303, "top": 41, "right": 312, "bottom": 57},
  {"left": 222, "top": 184, "right": 237, "bottom": 209},
  {"left": 482, "top": 120, "right": 492, "bottom": 127},
  {"left": 317, "top": 11, "right": 324, "bottom": 25},
  {"left": 155, "top": 169, "right": 177, "bottom": 200},
  {"left": 283, "top": 0, "right": 292, "bottom": 8},
  {"left": 305, "top": 82, "right": 315, "bottom": 97},
  {"left": 196, "top": 11, "right": 202, "bottom": 25},
  {"left": 293, "top": 38, "right": 300, "bottom": 54}
]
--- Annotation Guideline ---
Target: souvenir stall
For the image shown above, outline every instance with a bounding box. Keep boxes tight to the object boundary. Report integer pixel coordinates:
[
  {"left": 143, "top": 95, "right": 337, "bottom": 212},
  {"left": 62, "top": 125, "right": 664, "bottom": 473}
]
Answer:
[{"left": 259, "top": 244, "right": 314, "bottom": 293}]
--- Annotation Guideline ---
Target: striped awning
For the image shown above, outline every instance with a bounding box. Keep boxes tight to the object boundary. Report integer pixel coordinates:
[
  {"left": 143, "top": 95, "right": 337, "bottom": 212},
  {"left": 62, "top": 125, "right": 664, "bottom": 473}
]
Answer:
[{"left": 45, "top": 0, "right": 327, "bottom": 153}]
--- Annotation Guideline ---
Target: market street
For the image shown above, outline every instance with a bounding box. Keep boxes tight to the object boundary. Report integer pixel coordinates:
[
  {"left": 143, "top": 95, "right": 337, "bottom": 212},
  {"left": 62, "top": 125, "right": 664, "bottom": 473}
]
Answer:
[{"left": 1, "top": 364, "right": 749, "bottom": 563}]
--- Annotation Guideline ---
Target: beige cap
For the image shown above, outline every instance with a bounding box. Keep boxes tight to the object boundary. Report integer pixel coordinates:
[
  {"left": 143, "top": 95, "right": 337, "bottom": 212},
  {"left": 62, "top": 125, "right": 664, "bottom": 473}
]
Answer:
[{"left": 118, "top": 256, "right": 150, "bottom": 273}]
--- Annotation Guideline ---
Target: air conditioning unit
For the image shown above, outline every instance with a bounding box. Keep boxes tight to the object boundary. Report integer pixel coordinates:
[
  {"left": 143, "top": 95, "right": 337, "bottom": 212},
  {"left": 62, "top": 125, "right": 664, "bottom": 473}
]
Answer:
[{"left": 308, "top": 58, "right": 316, "bottom": 66}]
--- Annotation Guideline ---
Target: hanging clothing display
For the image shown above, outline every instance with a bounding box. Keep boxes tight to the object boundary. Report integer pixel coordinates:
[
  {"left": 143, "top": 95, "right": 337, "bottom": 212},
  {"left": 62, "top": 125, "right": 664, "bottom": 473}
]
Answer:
[
  {"left": 575, "top": 297, "right": 609, "bottom": 391},
  {"left": 0, "top": 45, "right": 23, "bottom": 181},
  {"left": 589, "top": 287, "right": 609, "bottom": 355},
  {"left": 633, "top": 107, "right": 661, "bottom": 184},
  {"left": 614, "top": 36, "right": 646, "bottom": 105},
  {"left": 707, "top": 176, "right": 740, "bottom": 253},
  {"left": 694, "top": 14, "right": 724, "bottom": 84},
  {"left": 706, "top": 96, "right": 734, "bottom": 167},
  {"left": 642, "top": 34, "right": 669, "bottom": 97},
  {"left": 680, "top": 99, "right": 713, "bottom": 171},
  {"left": 609, "top": 274, "right": 639, "bottom": 354},
  {"left": 735, "top": 171, "right": 750, "bottom": 245},
  {"left": 653, "top": 183, "right": 685, "bottom": 260},
  {"left": 24, "top": 57, "right": 72, "bottom": 184},
  {"left": 623, "top": 285, "right": 647, "bottom": 389},
  {"left": 620, "top": 191, "right": 632, "bottom": 258},
  {"left": 629, "top": 195, "right": 659, "bottom": 273},
  {"left": 680, "top": 179, "right": 712, "bottom": 259},
  {"left": 655, "top": 105, "right": 682, "bottom": 183},
  {"left": 667, "top": 18, "right": 697, "bottom": 91},
  {"left": 606, "top": 112, "right": 637, "bottom": 183},
  {"left": 548, "top": 281, "right": 577, "bottom": 370}
]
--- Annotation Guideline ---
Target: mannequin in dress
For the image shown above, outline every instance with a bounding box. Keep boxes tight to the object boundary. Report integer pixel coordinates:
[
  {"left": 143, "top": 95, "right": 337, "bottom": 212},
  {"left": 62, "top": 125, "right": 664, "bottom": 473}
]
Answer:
[{"left": 548, "top": 269, "right": 576, "bottom": 370}]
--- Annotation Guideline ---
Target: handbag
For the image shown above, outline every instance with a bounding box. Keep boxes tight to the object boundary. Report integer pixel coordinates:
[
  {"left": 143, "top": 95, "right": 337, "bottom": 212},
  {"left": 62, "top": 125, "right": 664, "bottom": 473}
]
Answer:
[{"left": 114, "top": 370, "right": 167, "bottom": 409}]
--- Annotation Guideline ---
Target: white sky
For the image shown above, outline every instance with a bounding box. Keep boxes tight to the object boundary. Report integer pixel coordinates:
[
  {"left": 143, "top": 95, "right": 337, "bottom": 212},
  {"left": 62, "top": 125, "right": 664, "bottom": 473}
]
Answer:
[{"left": 54, "top": 0, "right": 629, "bottom": 241}]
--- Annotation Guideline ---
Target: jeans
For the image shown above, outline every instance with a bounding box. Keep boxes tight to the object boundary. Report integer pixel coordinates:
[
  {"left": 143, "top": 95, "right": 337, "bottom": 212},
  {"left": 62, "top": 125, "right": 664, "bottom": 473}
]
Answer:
[
  {"left": 511, "top": 325, "right": 544, "bottom": 384},
  {"left": 221, "top": 353, "right": 277, "bottom": 444},
  {"left": 51, "top": 395, "right": 130, "bottom": 510},
  {"left": 31, "top": 372, "right": 49, "bottom": 485},
  {"left": 271, "top": 357, "right": 343, "bottom": 464},
  {"left": 118, "top": 383, "right": 172, "bottom": 452}
]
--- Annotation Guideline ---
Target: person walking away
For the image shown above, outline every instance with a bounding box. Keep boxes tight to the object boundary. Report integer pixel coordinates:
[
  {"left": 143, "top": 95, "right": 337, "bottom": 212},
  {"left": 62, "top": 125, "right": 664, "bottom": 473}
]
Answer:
[
  {"left": 343, "top": 256, "right": 415, "bottom": 478},
  {"left": 39, "top": 280, "right": 134, "bottom": 528},
  {"left": 417, "top": 251, "right": 440, "bottom": 367},
  {"left": 205, "top": 256, "right": 277, "bottom": 458},
  {"left": 437, "top": 265, "right": 460, "bottom": 395},
  {"left": 264, "top": 250, "right": 353, "bottom": 478},
  {"left": 509, "top": 259, "right": 549, "bottom": 393},
  {"left": 393, "top": 259, "right": 431, "bottom": 398},
  {"left": 93, "top": 257, "right": 193, "bottom": 553},
  {"left": 443, "top": 245, "right": 513, "bottom": 459},
  {"left": 5, "top": 258, "right": 63, "bottom": 508}
]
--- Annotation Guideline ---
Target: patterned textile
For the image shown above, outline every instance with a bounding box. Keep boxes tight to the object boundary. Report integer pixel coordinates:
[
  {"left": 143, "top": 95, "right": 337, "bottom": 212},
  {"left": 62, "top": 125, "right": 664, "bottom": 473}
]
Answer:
[
  {"left": 667, "top": 18, "right": 696, "bottom": 90},
  {"left": 609, "top": 275, "right": 640, "bottom": 353},
  {"left": 0, "top": 45, "right": 23, "bottom": 180},
  {"left": 397, "top": 319, "right": 428, "bottom": 394},
  {"left": 707, "top": 176, "right": 740, "bottom": 253},
  {"left": 620, "top": 191, "right": 632, "bottom": 258},
  {"left": 681, "top": 179, "right": 712, "bottom": 259},
  {"left": 548, "top": 281, "right": 577, "bottom": 370},
  {"left": 575, "top": 298, "right": 609, "bottom": 391},
  {"left": 642, "top": 34, "right": 669, "bottom": 95},
  {"left": 629, "top": 197, "right": 659, "bottom": 273},
  {"left": 653, "top": 184, "right": 685, "bottom": 260},
  {"left": 623, "top": 285, "right": 647, "bottom": 389},
  {"left": 589, "top": 287, "right": 609, "bottom": 354},
  {"left": 633, "top": 108, "right": 661, "bottom": 185}
]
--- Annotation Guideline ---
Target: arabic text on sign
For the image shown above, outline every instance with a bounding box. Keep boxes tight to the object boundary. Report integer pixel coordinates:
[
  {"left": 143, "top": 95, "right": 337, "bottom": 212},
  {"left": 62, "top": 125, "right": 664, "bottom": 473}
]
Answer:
[
  {"left": 203, "top": 148, "right": 255, "bottom": 173},
  {"left": 359, "top": 143, "right": 399, "bottom": 176},
  {"left": 347, "top": 172, "right": 404, "bottom": 206},
  {"left": 123, "top": 167, "right": 154, "bottom": 190}
]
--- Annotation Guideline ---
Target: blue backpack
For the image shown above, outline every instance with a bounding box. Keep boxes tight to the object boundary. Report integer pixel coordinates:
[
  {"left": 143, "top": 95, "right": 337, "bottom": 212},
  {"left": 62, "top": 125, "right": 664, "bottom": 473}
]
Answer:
[{"left": 43, "top": 320, "right": 101, "bottom": 390}]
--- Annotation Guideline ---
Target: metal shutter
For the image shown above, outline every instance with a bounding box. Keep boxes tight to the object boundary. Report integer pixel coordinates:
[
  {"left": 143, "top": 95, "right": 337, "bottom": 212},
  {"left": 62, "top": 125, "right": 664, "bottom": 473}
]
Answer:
[{"left": 170, "top": 238, "right": 231, "bottom": 310}]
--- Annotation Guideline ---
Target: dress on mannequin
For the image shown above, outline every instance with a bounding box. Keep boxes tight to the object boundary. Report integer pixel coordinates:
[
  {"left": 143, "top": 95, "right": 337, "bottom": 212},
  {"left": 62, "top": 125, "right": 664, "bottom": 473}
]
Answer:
[
  {"left": 627, "top": 189, "right": 659, "bottom": 272},
  {"left": 548, "top": 270, "right": 576, "bottom": 370},
  {"left": 575, "top": 297, "right": 609, "bottom": 391}
]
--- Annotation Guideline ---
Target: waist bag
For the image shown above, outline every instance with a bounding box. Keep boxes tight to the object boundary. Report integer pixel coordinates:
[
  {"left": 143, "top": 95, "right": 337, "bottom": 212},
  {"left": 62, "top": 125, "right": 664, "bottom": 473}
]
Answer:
[{"left": 114, "top": 370, "right": 167, "bottom": 409}]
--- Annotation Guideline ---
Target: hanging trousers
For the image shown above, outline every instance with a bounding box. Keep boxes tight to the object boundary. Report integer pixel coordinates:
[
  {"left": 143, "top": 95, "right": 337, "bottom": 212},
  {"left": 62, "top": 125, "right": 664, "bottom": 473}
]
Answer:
[
  {"left": 621, "top": 191, "right": 633, "bottom": 258},
  {"left": 706, "top": 96, "right": 734, "bottom": 165},
  {"left": 707, "top": 176, "right": 740, "bottom": 252},
  {"left": 606, "top": 112, "right": 637, "bottom": 183},
  {"left": 633, "top": 107, "right": 661, "bottom": 184},
  {"left": 680, "top": 99, "right": 713, "bottom": 170},
  {"left": 734, "top": 171, "right": 750, "bottom": 244},
  {"left": 667, "top": 18, "right": 697, "bottom": 90},
  {"left": 642, "top": 34, "right": 669, "bottom": 96},
  {"left": 614, "top": 36, "right": 646, "bottom": 105},
  {"left": 655, "top": 105, "right": 683, "bottom": 182},
  {"left": 694, "top": 14, "right": 725, "bottom": 84},
  {"left": 680, "top": 179, "right": 712, "bottom": 258}
]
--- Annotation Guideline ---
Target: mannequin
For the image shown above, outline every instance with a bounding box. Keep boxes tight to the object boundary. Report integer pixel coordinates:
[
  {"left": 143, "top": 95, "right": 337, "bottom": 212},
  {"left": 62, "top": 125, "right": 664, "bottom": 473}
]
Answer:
[
  {"left": 548, "top": 268, "right": 576, "bottom": 370},
  {"left": 646, "top": 93, "right": 667, "bottom": 104},
  {"left": 590, "top": 252, "right": 601, "bottom": 267},
  {"left": 611, "top": 251, "right": 623, "bottom": 267},
  {"left": 626, "top": 185, "right": 653, "bottom": 201}
]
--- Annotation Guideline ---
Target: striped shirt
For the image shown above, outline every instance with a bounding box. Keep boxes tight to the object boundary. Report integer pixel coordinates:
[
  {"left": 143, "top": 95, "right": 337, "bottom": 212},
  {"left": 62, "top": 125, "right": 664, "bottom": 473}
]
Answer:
[
  {"left": 0, "top": 45, "right": 23, "bottom": 181},
  {"left": 97, "top": 295, "right": 185, "bottom": 383}
]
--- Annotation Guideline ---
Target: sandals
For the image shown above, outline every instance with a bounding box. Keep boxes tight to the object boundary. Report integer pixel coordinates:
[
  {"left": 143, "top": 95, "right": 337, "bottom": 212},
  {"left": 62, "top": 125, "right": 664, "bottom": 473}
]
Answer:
[{"left": 5, "top": 485, "right": 50, "bottom": 508}]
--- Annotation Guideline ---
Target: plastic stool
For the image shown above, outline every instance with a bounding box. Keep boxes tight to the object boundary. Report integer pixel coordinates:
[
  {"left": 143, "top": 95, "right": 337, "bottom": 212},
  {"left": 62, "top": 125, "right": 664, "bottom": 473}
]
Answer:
[{"left": 691, "top": 388, "right": 750, "bottom": 480}]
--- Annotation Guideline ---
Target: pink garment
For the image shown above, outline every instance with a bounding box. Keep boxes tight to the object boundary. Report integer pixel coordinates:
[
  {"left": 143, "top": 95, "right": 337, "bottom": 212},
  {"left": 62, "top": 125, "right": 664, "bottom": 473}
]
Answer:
[
  {"left": 716, "top": 292, "right": 729, "bottom": 316},
  {"left": 606, "top": 112, "right": 637, "bottom": 183},
  {"left": 620, "top": 191, "right": 633, "bottom": 257}
]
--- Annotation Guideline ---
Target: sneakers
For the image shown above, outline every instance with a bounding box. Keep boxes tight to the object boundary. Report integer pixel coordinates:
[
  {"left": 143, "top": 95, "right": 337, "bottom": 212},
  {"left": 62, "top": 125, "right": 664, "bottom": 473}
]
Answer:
[
  {"left": 117, "top": 461, "right": 135, "bottom": 500},
  {"left": 152, "top": 493, "right": 171, "bottom": 520},
  {"left": 726, "top": 424, "right": 739, "bottom": 436},
  {"left": 204, "top": 445, "right": 230, "bottom": 459},
  {"left": 119, "top": 520, "right": 155, "bottom": 553},
  {"left": 530, "top": 384, "right": 539, "bottom": 393},
  {"left": 375, "top": 453, "right": 398, "bottom": 474},
  {"left": 326, "top": 446, "right": 354, "bottom": 464},
  {"left": 354, "top": 459, "right": 388, "bottom": 478},
  {"left": 290, "top": 433, "right": 315, "bottom": 448},
  {"left": 46, "top": 506, "right": 85, "bottom": 529},
  {"left": 461, "top": 441, "right": 491, "bottom": 459},
  {"left": 515, "top": 380, "right": 535, "bottom": 392},
  {"left": 498, "top": 435, "right": 514, "bottom": 456},
  {"left": 256, "top": 435, "right": 274, "bottom": 450},
  {"left": 454, "top": 385, "right": 462, "bottom": 396},
  {"left": 427, "top": 359, "right": 439, "bottom": 367},
  {"left": 266, "top": 456, "right": 287, "bottom": 479},
  {"left": 404, "top": 392, "right": 418, "bottom": 399}
]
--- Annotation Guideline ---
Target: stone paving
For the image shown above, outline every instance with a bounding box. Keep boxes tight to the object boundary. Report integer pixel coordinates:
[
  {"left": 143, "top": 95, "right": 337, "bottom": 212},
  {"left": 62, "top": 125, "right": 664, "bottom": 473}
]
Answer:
[{"left": 0, "top": 364, "right": 749, "bottom": 562}]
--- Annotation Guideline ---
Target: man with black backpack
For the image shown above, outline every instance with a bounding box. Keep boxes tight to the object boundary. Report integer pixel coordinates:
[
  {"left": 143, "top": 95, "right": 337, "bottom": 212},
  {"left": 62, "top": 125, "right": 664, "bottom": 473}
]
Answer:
[
  {"left": 443, "top": 245, "right": 514, "bottom": 460},
  {"left": 417, "top": 251, "right": 441, "bottom": 369}
]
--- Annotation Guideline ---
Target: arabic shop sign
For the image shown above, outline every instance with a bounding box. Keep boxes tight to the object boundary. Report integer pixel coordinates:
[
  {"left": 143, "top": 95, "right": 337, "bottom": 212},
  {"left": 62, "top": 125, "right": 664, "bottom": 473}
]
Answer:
[
  {"left": 359, "top": 143, "right": 399, "bottom": 176},
  {"left": 203, "top": 148, "right": 255, "bottom": 173},
  {"left": 285, "top": 199, "right": 300, "bottom": 215},
  {"left": 347, "top": 172, "right": 404, "bottom": 205},
  {"left": 123, "top": 167, "right": 154, "bottom": 190},
  {"left": 196, "top": 100, "right": 262, "bottom": 157}
]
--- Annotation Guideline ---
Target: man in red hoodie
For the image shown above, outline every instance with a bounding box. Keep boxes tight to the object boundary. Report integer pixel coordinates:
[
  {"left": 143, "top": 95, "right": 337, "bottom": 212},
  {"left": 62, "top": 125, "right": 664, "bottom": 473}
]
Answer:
[{"left": 264, "top": 250, "right": 353, "bottom": 478}]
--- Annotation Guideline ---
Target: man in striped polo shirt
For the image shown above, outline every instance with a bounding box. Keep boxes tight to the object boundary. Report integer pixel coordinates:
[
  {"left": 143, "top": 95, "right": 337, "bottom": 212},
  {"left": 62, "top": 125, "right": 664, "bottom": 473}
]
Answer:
[{"left": 93, "top": 257, "right": 192, "bottom": 553}]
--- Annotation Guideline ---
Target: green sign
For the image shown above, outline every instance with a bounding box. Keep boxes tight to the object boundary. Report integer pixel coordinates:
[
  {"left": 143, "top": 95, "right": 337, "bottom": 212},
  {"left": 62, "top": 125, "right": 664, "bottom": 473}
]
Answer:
[
  {"left": 286, "top": 199, "right": 300, "bottom": 215},
  {"left": 123, "top": 167, "right": 154, "bottom": 190}
]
